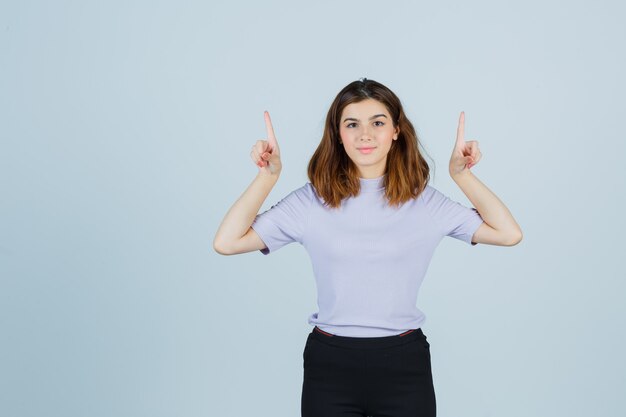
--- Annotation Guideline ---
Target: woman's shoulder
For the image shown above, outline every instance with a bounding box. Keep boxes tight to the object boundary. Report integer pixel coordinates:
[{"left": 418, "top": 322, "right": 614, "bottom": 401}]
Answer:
[
  {"left": 416, "top": 183, "right": 436, "bottom": 199},
  {"left": 275, "top": 182, "right": 316, "bottom": 206},
  {"left": 415, "top": 183, "right": 454, "bottom": 208},
  {"left": 295, "top": 181, "right": 315, "bottom": 196}
]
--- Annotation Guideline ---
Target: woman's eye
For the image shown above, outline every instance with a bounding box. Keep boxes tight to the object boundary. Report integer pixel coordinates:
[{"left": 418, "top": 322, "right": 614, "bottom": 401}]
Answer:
[{"left": 346, "top": 121, "right": 384, "bottom": 128}]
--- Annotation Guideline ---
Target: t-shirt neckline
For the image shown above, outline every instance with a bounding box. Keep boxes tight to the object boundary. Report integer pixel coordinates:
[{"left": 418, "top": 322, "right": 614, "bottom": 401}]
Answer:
[{"left": 359, "top": 174, "right": 386, "bottom": 192}]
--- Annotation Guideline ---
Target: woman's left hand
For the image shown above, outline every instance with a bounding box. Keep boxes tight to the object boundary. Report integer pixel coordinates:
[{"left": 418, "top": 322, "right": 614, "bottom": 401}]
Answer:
[{"left": 449, "top": 111, "right": 481, "bottom": 177}]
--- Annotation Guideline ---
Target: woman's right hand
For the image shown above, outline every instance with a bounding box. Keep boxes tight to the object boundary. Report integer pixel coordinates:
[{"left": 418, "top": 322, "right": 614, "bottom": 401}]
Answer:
[{"left": 251, "top": 111, "right": 282, "bottom": 176}]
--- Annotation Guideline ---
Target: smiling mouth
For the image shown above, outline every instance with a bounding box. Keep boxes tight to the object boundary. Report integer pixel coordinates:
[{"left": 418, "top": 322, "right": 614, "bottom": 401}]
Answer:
[{"left": 358, "top": 147, "right": 376, "bottom": 154}]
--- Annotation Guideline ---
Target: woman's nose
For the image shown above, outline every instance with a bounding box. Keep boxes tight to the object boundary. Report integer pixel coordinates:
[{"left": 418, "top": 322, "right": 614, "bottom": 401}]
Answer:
[{"left": 360, "top": 127, "right": 373, "bottom": 141}]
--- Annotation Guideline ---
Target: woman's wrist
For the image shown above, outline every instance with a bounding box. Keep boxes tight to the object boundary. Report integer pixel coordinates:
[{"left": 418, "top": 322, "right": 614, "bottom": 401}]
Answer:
[{"left": 257, "top": 170, "right": 281, "bottom": 182}]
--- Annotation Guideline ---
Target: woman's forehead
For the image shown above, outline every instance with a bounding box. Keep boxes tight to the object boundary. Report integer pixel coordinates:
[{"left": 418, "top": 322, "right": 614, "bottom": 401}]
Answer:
[{"left": 341, "top": 99, "right": 389, "bottom": 118}]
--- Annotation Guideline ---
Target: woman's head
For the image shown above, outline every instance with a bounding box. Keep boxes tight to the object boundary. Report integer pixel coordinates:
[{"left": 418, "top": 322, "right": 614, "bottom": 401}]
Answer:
[
  {"left": 307, "top": 78, "right": 432, "bottom": 208},
  {"left": 338, "top": 98, "right": 399, "bottom": 179}
]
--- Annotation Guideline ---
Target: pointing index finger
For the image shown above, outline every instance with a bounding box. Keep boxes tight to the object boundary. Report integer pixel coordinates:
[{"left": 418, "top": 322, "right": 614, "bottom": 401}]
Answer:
[
  {"left": 456, "top": 111, "right": 465, "bottom": 146},
  {"left": 264, "top": 110, "right": 277, "bottom": 143}
]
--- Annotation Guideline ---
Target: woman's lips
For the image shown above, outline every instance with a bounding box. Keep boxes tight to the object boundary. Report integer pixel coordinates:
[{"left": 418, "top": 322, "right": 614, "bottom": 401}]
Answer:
[{"left": 358, "top": 147, "right": 376, "bottom": 154}]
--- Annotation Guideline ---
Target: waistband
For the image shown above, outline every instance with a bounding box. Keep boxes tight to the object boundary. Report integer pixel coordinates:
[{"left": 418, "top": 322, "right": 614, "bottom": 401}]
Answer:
[{"left": 310, "top": 326, "right": 426, "bottom": 349}]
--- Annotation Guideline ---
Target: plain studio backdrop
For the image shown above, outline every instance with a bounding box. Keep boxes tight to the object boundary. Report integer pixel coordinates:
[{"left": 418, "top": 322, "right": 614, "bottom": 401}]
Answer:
[{"left": 1, "top": 1, "right": 625, "bottom": 416}]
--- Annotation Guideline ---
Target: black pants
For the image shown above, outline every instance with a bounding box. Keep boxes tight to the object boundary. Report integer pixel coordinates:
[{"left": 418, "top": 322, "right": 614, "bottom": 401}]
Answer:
[{"left": 301, "top": 326, "right": 436, "bottom": 417}]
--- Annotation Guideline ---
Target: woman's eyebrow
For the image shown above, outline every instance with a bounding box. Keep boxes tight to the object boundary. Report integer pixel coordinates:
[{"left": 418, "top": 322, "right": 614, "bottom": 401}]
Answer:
[{"left": 342, "top": 114, "right": 387, "bottom": 123}]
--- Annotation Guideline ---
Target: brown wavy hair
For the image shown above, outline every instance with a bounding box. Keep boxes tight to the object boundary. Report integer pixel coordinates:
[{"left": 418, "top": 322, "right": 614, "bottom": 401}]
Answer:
[{"left": 307, "top": 78, "right": 433, "bottom": 209}]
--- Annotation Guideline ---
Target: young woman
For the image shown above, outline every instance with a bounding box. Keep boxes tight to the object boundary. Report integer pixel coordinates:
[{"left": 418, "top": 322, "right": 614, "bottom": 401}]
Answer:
[{"left": 214, "top": 78, "right": 522, "bottom": 417}]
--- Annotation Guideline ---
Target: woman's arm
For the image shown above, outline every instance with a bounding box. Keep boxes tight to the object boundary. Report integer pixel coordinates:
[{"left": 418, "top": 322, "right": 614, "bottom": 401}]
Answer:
[
  {"left": 213, "top": 111, "right": 283, "bottom": 255},
  {"left": 452, "top": 171, "right": 522, "bottom": 246},
  {"left": 213, "top": 173, "right": 279, "bottom": 255},
  {"left": 449, "top": 111, "right": 522, "bottom": 246}
]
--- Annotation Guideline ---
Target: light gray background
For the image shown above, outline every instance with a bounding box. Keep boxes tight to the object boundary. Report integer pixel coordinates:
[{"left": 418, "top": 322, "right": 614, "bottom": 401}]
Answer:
[{"left": 1, "top": 1, "right": 625, "bottom": 416}]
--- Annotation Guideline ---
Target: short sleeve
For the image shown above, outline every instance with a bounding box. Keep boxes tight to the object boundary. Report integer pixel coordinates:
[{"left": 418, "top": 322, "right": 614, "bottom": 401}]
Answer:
[
  {"left": 250, "top": 183, "right": 313, "bottom": 255},
  {"left": 420, "top": 185, "right": 484, "bottom": 246}
]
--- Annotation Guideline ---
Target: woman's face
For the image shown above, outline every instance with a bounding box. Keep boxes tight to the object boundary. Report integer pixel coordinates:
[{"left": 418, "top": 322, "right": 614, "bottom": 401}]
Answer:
[{"left": 338, "top": 98, "right": 399, "bottom": 179}]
